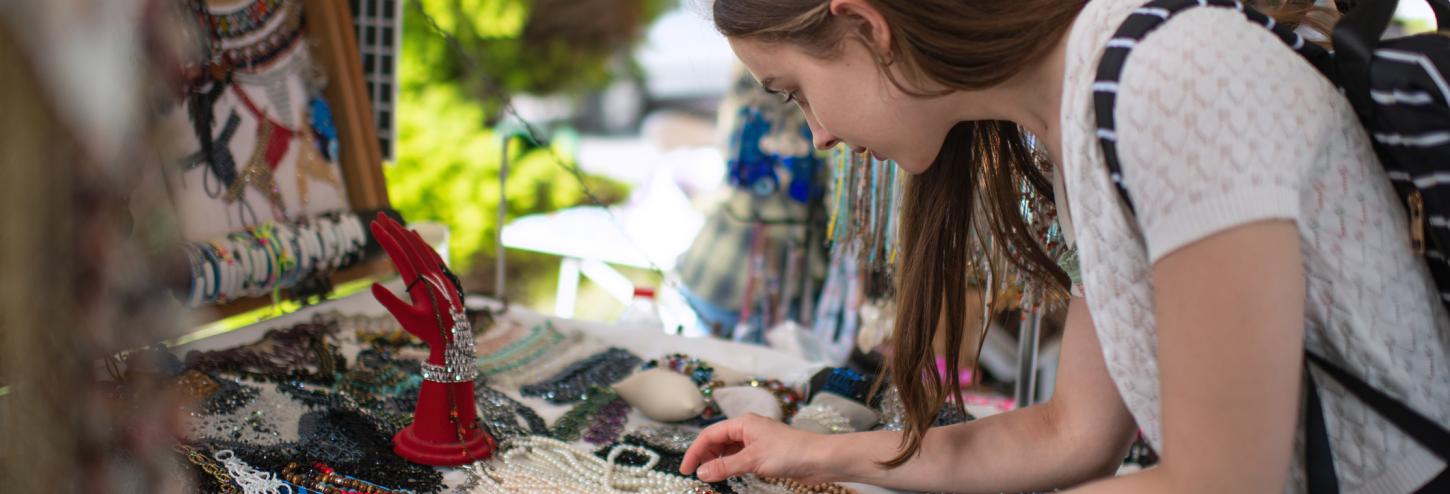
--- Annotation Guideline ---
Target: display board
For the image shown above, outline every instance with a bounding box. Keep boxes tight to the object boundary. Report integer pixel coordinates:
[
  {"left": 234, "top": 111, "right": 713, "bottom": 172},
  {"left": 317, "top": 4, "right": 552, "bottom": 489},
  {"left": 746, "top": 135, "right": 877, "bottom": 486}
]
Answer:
[{"left": 158, "top": 0, "right": 392, "bottom": 318}]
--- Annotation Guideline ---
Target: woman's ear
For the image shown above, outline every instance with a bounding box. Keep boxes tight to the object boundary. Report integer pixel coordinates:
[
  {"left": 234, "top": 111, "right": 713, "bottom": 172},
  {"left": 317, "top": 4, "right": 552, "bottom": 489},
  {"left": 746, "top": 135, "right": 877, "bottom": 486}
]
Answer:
[{"left": 828, "top": 0, "right": 893, "bottom": 60}]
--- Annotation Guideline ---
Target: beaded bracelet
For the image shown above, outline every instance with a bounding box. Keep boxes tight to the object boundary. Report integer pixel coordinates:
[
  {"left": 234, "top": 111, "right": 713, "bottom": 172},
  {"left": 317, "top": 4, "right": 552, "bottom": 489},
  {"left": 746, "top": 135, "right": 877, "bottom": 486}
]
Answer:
[
  {"left": 743, "top": 377, "right": 804, "bottom": 421},
  {"left": 281, "top": 461, "right": 409, "bottom": 494},
  {"left": 641, "top": 354, "right": 728, "bottom": 422},
  {"left": 817, "top": 367, "right": 878, "bottom": 406}
]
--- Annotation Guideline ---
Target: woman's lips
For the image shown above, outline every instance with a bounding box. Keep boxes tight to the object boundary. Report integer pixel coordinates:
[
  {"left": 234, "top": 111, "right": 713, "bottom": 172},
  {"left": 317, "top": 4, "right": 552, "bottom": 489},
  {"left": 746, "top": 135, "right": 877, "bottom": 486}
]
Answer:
[{"left": 851, "top": 146, "right": 887, "bottom": 161}]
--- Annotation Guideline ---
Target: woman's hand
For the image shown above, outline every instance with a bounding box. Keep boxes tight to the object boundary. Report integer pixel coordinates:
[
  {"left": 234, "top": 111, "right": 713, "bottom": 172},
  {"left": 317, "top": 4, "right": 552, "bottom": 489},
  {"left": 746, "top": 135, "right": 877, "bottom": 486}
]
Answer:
[{"left": 679, "top": 413, "right": 835, "bottom": 483}]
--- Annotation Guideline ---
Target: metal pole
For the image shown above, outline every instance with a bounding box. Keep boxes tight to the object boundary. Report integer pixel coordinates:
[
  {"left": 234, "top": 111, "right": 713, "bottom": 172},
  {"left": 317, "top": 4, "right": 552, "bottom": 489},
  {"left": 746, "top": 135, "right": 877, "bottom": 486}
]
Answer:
[
  {"left": 1014, "top": 287, "right": 1044, "bottom": 408},
  {"left": 496, "top": 134, "right": 509, "bottom": 301}
]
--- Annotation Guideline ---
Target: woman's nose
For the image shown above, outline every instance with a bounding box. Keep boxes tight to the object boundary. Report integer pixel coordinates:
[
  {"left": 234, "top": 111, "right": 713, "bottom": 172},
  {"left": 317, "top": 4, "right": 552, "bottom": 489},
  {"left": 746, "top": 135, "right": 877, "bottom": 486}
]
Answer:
[{"left": 808, "top": 124, "right": 839, "bottom": 150}]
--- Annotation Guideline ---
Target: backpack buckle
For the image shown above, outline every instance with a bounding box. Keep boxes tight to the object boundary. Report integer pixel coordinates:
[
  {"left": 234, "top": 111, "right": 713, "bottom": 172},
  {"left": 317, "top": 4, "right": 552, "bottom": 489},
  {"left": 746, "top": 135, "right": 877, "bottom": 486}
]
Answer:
[{"left": 1409, "top": 190, "right": 1426, "bottom": 256}]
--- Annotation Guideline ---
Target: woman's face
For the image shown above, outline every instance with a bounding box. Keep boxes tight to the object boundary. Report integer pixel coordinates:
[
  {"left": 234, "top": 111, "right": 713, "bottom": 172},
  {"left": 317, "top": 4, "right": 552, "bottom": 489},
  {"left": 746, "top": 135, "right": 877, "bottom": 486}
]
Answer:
[{"left": 727, "top": 36, "right": 960, "bottom": 174}]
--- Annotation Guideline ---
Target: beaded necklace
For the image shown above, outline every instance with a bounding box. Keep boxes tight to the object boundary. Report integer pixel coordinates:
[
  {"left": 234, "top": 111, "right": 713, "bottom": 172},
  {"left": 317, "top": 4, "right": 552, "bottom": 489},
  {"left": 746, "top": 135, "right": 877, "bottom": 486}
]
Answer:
[
  {"left": 476, "top": 322, "right": 573, "bottom": 376},
  {"left": 183, "top": 318, "right": 344, "bottom": 385},
  {"left": 189, "top": 0, "right": 286, "bottom": 40},
  {"left": 474, "top": 381, "right": 548, "bottom": 441},
  {"left": 192, "top": 406, "right": 444, "bottom": 493},
  {"left": 728, "top": 475, "right": 856, "bottom": 494},
  {"left": 548, "top": 387, "right": 629, "bottom": 445},
  {"left": 624, "top": 425, "right": 698, "bottom": 455},
  {"left": 209, "top": 0, "right": 307, "bottom": 73},
  {"left": 178, "top": 444, "right": 243, "bottom": 494},
  {"left": 179, "top": 109, "right": 243, "bottom": 199},
  {"left": 228, "top": 84, "right": 341, "bottom": 217},
  {"left": 826, "top": 149, "right": 902, "bottom": 269},
  {"left": 520, "top": 347, "right": 641, "bottom": 404}
]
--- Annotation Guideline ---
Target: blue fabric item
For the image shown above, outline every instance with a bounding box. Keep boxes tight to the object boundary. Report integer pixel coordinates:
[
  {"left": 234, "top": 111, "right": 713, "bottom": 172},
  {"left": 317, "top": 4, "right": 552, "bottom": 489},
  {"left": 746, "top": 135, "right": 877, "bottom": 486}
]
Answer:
[{"left": 679, "top": 284, "right": 740, "bottom": 337}]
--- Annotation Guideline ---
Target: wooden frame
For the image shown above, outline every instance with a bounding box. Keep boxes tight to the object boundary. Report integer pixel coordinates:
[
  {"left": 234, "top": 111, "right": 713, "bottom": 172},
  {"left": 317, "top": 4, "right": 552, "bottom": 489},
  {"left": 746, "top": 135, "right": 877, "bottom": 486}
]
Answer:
[
  {"left": 306, "top": 0, "right": 389, "bottom": 212},
  {"left": 206, "top": 1, "right": 394, "bottom": 320}
]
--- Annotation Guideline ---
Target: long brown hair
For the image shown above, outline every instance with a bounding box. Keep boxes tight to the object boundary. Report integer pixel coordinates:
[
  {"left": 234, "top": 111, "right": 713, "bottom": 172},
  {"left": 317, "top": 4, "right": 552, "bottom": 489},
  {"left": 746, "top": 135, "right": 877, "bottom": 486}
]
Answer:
[{"left": 715, "top": 0, "right": 1334, "bottom": 468}]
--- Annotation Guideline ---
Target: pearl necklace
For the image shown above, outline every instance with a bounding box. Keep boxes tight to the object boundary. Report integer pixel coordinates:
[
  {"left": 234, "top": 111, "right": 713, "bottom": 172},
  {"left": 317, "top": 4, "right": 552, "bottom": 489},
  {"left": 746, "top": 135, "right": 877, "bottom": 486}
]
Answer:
[{"left": 467, "top": 436, "right": 716, "bottom": 494}]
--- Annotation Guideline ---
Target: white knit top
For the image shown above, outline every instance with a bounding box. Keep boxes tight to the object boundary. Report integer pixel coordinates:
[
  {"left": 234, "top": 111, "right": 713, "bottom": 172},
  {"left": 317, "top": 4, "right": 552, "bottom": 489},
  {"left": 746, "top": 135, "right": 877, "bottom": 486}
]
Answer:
[{"left": 1054, "top": 1, "right": 1450, "bottom": 491}]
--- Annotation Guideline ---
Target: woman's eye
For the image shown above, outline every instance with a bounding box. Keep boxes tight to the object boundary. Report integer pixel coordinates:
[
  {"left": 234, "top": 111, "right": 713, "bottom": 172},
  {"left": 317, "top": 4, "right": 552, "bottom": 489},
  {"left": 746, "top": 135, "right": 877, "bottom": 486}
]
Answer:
[{"left": 782, "top": 91, "right": 799, "bottom": 104}]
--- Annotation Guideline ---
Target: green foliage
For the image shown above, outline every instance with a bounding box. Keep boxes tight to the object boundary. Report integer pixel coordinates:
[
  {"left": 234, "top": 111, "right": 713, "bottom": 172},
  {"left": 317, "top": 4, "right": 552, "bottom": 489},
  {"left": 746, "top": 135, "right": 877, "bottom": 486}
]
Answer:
[
  {"left": 390, "top": 0, "right": 668, "bottom": 287},
  {"left": 403, "top": 0, "right": 675, "bottom": 117},
  {"left": 388, "top": 83, "right": 628, "bottom": 273}
]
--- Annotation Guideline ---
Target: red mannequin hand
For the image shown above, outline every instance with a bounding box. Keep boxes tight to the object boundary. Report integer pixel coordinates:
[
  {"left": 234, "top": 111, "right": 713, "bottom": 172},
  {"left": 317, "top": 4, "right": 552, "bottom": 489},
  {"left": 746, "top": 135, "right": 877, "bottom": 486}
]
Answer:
[{"left": 369, "top": 213, "right": 464, "bottom": 355}]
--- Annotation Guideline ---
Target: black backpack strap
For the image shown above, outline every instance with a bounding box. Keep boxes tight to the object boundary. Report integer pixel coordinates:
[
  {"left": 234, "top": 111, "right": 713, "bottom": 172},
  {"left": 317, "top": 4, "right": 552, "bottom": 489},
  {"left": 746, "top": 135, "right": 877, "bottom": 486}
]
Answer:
[
  {"left": 1092, "top": 0, "right": 1332, "bottom": 214},
  {"left": 1303, "top": 361, "right": 1340, "bottom": 493},
  {"left": 1306, "top": 352, "right": 1450, "bottom": 492},
  {"left": 1305, "top": 352, "right": 1450, "bottom": 459}
]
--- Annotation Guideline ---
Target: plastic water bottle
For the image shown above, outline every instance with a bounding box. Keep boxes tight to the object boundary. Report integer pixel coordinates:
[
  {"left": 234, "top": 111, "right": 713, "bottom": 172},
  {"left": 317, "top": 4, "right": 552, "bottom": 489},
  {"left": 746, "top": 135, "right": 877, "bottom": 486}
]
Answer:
[{"left": 617, "top": 287, "right": 663, "bottom": 330}]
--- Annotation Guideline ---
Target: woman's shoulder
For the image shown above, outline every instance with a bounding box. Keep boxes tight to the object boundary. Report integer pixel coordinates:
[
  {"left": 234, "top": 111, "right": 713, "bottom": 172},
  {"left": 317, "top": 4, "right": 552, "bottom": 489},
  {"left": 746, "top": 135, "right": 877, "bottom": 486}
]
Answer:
[
  {"left": 1086, "top": 4, "right": 1338, "bottom": 103},
  {"left": 1109, "top": 5, "right": 1343, "bottom": 154}
]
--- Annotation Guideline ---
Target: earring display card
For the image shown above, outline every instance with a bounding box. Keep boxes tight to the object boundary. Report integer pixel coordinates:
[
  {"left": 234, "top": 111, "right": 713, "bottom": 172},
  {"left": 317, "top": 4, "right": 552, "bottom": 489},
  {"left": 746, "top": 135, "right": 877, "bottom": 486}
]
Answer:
[{"left": 348, "top": 0, "right": 400, "bottom": 161}]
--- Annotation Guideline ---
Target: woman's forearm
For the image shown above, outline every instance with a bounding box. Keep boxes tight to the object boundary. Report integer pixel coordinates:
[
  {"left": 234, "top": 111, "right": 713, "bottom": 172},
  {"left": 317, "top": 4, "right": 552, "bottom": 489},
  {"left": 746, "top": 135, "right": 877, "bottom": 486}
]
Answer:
[{"left": 818, "top": 402, "right": 1123, "bottom": 493}]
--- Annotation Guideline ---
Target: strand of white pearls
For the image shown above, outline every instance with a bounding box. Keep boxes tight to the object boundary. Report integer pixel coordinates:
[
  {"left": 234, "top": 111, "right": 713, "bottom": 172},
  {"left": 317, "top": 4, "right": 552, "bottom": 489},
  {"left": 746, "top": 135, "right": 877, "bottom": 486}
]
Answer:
[
  {"left": 213, "top": 449, "right": 293, "bottom": 494},
  {"left": 466, "top": 436, "right": 712, "bottom": 494}
]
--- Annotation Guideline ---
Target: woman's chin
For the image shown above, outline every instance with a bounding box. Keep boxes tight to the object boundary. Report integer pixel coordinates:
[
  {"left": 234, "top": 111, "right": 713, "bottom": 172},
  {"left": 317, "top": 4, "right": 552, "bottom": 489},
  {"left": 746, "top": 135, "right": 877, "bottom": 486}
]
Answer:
[{"left": 895, "top": 156, "right": 931, "bottom": 175}]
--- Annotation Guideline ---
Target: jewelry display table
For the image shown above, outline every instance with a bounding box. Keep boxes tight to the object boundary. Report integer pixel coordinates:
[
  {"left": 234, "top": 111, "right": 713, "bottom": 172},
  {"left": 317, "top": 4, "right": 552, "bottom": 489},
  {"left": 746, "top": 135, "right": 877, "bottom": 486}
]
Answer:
[{"left": 176, "top": 279, "right": 902, "bottom": 493}]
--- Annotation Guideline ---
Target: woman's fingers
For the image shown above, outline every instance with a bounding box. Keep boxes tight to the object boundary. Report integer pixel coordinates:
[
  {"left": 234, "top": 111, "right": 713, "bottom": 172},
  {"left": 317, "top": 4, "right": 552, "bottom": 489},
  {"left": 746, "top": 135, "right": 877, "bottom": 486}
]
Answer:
[
  {"left": 680, "top": 418, "right": 749, "bottom": 475},
  {"left": 696, "top": 450, "right": 758, "bottom": 483}
]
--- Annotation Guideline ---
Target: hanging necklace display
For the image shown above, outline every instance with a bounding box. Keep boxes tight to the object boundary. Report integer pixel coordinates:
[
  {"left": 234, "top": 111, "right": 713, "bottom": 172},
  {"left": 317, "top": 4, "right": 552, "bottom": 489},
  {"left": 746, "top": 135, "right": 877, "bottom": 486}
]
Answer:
[
  {"left": 179, "top": 109, "right": 243, "bottom": 199},
  {"left": 229, "top": 84, "right": 343, "bottom": 217},
  {"left": 180, "top": 0, "right": 304, "bottom": 179},
  {"left": 293, "top": 121, "right": 342, "bottom": 208},
  {"left": 223, "top": 111, "right": 289, "bottom": 220},
  {"left": 232, "top": 39, "right": 327, "bottom": 129},
  {"left": 826, "top": 149, "right": 902, "bottom": 269}
]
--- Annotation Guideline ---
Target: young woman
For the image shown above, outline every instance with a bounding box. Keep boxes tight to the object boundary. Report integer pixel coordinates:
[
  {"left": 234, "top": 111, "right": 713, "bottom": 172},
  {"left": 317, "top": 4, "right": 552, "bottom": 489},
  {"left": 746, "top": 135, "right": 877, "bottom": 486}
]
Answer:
[{"left": 679, "top": 0, "right": 1450, "bottom": 492}]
